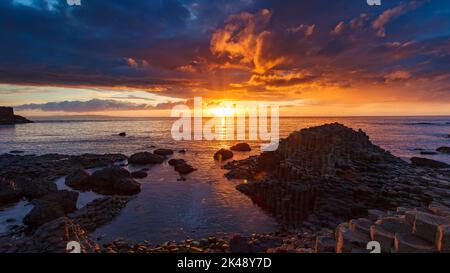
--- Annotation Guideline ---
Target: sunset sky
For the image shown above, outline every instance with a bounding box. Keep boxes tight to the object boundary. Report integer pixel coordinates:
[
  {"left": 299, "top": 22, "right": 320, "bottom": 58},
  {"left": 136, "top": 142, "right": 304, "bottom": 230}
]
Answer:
[{"left": 0, "top": 0, "right": 449, "bottom": 116}]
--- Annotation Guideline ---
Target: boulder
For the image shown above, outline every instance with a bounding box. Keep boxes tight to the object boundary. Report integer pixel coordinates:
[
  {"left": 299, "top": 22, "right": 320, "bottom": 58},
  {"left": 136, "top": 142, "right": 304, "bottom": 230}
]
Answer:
[
  {"left": 214, "top": 149, "right": 233, "bottom": 161},
  {"left": 89, "top": 167, "right": 141, "bottom": 195},
  {"left": 230, "top": 143, "right": 251, "bottom": 152},
  {"left": 131, "top": 170, "right": 148, "bottom": 179},
  {"left": 23, "top": 190, "right": 78, "bottom": 227},
  {"left": 168, "top": 159, "right": 186, "bottom": 166},
  {"left": 65, "top": 168, "right": 91, "bottom": 190},
  {"left": 153, "top": 149, "right": 174, "bottom": 156},
  {"left": 129, "top": 152, "right": 165, "bottom": 165},
  {"left": 118, "top": 132, "right": 126, "bottom": 137},
  {"left": 411, "top": 157, "right": 450, "bottom": 168},
  {"left": 437, "top": 147, "right": 450, "bottom": 154},
  {"left": 174, "top": 163, "right": 197, "bottom": 175},
  {"left": 178, "top": 149, "right": 187, "bottom": 153}
]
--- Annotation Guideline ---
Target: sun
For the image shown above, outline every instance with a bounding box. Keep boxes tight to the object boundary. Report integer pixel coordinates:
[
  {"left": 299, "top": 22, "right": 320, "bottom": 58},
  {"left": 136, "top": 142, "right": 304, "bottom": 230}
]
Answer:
[{"left": 210, "top": 106, "right": 235, "bottom": 117}]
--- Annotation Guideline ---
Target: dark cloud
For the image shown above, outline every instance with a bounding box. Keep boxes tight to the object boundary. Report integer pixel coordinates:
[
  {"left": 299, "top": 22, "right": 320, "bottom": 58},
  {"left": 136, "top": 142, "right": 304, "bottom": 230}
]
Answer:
[
  {"left": 0, "top": 0, "right": 449, "bottom": 101},
  {"left": 15, "top": 98, "right": 188, "bottom": 112}
]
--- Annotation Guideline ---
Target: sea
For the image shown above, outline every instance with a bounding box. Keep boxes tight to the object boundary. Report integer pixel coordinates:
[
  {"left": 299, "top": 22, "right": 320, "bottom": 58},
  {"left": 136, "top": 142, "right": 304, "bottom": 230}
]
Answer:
[{"left": 0, "top": 116, "right": 449, "bottom": 243}]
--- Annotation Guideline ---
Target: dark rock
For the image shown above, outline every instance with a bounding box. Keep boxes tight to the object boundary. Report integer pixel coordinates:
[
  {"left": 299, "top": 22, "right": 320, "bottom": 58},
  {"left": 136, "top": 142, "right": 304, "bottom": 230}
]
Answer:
[
  {"left": 129, "top": 152, "right": 165, "bottom": 165},
  {"left": 89, "top": 167, "right": 141, "bottom": 195},
  {"left": 230, "top": 143, "right": 251, "bottom": 152},
  {"left": 168, "top": 159, "right": 196, "bottom": 174},
  {"left": 168, "top": 159, "right": 186, "bottom": 166},
  {"left": 118, "top": 132, "right": 126, "bottom": 137},
  {"left": 131, "top": 171, "right": 148, "bottom": 179},
  {"left": 0, "top": 107, "right": 33, "bottom": 125},
  {"left": 65, "top": 168, "right": 91, "bottom": 190},
  {"left": 154, "top": 149, "right": 174, "bottom": 156},
  {"left": 411, "top": 157, "right": 450, "bottom": 168},
  {"left": 23, "top": 190, "right": 78, "bottom": 227},
  {"left": 437, "top": 147, "right": 450, "bottom": 154},
  {"left": 214, "top": 149, "right": 233, "bottom": 161},
  {"left": 0, "top": 177, "right": 22, "bottom": 204},
  {"left": 178, "top": 149, "right": 187, "bottom": 153},
  {"left": 174, "top": 163, "right": 197, "bottom": 175}
]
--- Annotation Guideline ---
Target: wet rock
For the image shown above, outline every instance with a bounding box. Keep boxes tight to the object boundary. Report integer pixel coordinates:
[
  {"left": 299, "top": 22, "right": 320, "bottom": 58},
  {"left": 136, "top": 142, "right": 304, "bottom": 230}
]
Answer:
[
  {"left": 411, "top": 157, "right": 450, "bottom": 168},
  {"left": 214, "top": 149, "right": 233, "bottom": 161},
  {"left": 437, "top": 147, "right": 450, "bottom": 154},
  {"left": 0, "top": 107, "right": 33, "bottom": 125},
  {"left": 65, "top": 168, "right": 91, "bottom": 190},
  {"left": 131, "top": 171, "right": 148, "bottom": 179},
  {"left": 153, "top": 149, "right": 174, "bottom": 156},
  {"left": 23, "top": 190, "right": 78, "bottom": 227},
  {"left": 174, "top": 163, "right": 197, "bottom": 175},
  {"left": 168, "top": 159, "right": 186, "bottom": 166},
  {"left": 230, "top": 143, "right": 251, "bottom": 152},
  {"left": 118, "top": 132, "right": 126, "bottom": 137},
  {"left": 89, "top": 167, "right": 140, "bottom": 195},
  {"left": 168, "top": 159, "right": 196, "bottom": 175},
  {"left": 129, "top": 152, "right": 165, "bottom": 165}
]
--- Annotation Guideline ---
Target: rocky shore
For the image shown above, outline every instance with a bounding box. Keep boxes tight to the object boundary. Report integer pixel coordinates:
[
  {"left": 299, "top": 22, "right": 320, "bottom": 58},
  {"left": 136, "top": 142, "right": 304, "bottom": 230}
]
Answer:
[{"left": 1, "top": 123, "right": 449, "bottom": 253}]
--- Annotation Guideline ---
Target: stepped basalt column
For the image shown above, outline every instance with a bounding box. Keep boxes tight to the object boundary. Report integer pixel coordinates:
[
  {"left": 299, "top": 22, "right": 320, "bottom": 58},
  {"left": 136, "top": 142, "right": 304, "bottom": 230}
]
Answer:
[
  {"left": 237, "top": 179, "right": 317, "bottom": 227},
  {"left": 231, "top": 123, "right": 449, "bottom": 230}
]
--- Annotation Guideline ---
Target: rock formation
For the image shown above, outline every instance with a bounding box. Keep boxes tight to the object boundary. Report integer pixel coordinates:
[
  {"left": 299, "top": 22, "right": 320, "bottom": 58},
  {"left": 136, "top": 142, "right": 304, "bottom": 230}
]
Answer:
[
  {"left": 0, "top": 107, "right": 33, "bottom": 125},
  {"left": 227, "top": 123, "right": 450, "bottom": 229}
]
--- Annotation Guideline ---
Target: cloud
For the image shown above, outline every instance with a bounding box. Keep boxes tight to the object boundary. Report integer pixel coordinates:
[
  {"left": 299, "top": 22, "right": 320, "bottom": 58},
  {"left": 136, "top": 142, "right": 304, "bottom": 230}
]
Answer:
[
  {"left": 15, "top": 99, "right": 189, "bottom": 112},
  {"left": 287, "top": 24, "right": 315, "bottom": 36},
  {"left": 372, "top": 2, "right": 420, "bottom": 37},
  {"left": 210, "top": 9, "right": 285, "bottom": 74}
]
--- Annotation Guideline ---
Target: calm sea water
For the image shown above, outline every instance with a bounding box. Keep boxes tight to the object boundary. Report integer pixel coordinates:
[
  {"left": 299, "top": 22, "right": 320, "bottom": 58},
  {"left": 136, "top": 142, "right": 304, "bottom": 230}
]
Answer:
[{"left": 0, "top": 116, "right": 449, "bottom": 242}]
